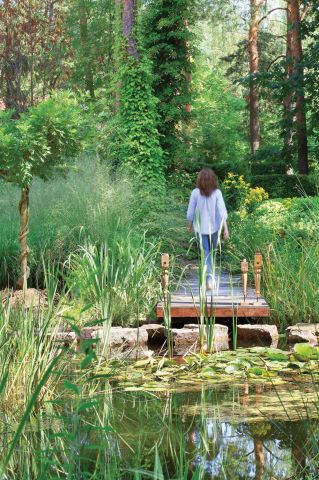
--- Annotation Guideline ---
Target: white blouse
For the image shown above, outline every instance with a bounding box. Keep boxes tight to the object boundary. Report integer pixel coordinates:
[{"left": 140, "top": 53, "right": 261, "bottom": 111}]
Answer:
[{"left": 186, "top": 188, "right": 228, "bottom": 235}]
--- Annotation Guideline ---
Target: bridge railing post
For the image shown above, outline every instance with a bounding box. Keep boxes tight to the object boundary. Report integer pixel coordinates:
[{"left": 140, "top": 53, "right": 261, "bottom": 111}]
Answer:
[
  {"left": 241, "top": 258, "right": 249, "bottom": 302},
  {"left": 161, "top": 253, "right": 169, "bottom": 303},
  {"left": 254, "top": 252, "right": 263, "bottom": 302}
]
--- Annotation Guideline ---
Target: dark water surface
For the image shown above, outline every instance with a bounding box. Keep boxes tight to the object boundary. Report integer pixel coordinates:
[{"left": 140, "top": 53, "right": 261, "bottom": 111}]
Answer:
[{"left": 2, "top": 380, "right": 319, "bottom": 479}]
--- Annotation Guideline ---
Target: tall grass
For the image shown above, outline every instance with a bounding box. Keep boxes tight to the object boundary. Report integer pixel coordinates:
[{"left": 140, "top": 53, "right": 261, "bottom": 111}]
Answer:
[
  {"left": 0, "top": 156, "right": 187, "bottom": 290},
  {"left": 0, "top": 274, "right": 69, "bottom": 409},
  {"left": 66, "top": 236, "right": 160, "bottom": 329},
  {"left": 225, "top": 196, "right": 319, "bottom": 329}
]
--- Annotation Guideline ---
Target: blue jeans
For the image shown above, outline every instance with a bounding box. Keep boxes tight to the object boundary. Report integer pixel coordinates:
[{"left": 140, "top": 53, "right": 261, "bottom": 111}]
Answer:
[{"left": 197, "top": 232, "right": 218, "bottom": 279}]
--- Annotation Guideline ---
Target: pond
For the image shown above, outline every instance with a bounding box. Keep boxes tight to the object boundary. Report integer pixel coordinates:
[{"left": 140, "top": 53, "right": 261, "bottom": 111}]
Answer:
[{"left": 3, "top": 378, "right": 318, "bottom": 479}]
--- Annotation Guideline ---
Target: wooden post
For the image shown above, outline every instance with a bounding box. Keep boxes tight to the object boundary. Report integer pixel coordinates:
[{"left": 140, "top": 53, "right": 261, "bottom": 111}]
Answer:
[
  {"left": 254, "top": 252, "right": 263, "bottom": 302},
  {"left": 241, "top": 259, "right": 249, "bottom": 302},
  {"left": 161, "top": 253, "right": 169, "bottom": 303}
]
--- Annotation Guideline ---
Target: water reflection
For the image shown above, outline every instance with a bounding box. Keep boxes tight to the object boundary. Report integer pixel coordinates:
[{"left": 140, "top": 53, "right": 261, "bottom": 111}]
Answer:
[
  {"left": 0, "top": 382, "right": 318, "bottom": 479},
  {"left": 112, "top": 383, "right": 319, "bottom": 479}
]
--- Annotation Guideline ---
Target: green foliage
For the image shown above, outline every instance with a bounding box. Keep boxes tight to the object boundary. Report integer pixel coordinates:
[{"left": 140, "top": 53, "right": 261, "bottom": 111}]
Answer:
[
  {"left": 116, "top": 56, "right": 165, "bottom": 190},
  {"left": 304, "top": 1, "right": 319, "bottom": 161},
  {"left": 0, "top": 159, "right": 186, "bottom": 308},
  {"left": 225, "top": 195, "right": 319, "bottom": 328},
  {"left": 0, "top": 93, "right": 83, "bottom": 188},
  {"left": 222, "top": 172, "right": 268, "bottom": 214},
  {"left": 65, "top": 0, "right": 115, "bottom": 94},
  {"left": 142, "top": 0, "right": 197, "bottom": 167},
  {"left": 66, "top": 238, "right": 160, "bottom": 326},
  {"left": 251, "top": 173, "right": 319, "bottom": 198},
  {"left": 191, "top": 69, "right": 248, "bottom": 176}
]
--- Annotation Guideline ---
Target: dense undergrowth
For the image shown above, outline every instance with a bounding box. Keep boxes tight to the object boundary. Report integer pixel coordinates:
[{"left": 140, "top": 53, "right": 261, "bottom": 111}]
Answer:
[
  {"left": 1, "top": 158, "right": 319, "bottom": 330},
  {"left": 225, "top": 195, "right": 319, "bottom": 328}
]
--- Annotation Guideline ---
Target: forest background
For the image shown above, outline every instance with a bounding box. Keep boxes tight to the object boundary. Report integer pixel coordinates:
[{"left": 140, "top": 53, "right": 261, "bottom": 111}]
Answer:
[{"left": 0, "top": 0, "right": 318, "bottom": 328}]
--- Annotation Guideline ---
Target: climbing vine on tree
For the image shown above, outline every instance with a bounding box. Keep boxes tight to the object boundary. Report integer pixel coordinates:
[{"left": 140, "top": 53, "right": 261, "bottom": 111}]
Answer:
[
  {"left": 117, "top": 56, "right": 165, "bottom": 189},
  {"left": 142, "top": 0, "right": 197, "bottom": 169},
  {"left": 109, "top": 0, "right": 165, "bottom": 191}
]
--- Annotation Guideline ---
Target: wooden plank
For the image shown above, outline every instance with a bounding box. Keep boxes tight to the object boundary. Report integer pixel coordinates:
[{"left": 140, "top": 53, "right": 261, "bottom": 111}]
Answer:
[
  {"left": 156, "top": 304, "right": 270, "bottom": 318},
  {"left": 156, "top": 266, "right": 270, "bottom": 319}
]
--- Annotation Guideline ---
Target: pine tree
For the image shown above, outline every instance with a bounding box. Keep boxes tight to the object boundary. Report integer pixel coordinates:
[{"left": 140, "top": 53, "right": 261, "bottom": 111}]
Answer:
[{"left": 248, "top": 0, "right": 264, "bottom": 154}]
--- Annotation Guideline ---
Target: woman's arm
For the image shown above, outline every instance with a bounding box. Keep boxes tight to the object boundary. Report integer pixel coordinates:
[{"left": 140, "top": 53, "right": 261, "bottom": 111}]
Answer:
[
  {"left": 216, "top": 190, "right": 229, "bottom": 240},
  {"left": 223, "top": 220, "right": 229, "bottom": 240},
  {"left": 186, "top": 190, "right": 197, "bottom": 232}
]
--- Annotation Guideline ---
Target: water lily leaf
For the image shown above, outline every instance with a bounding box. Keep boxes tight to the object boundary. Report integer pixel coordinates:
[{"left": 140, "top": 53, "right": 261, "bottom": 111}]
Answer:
[
  {"left": 249, "top": 347, "right": 268, "bottom": 354},
  {"left": 266, "top": 351, "right": 288, "bottom": 361},
  {"left": 225, "top": 364, "right": 241, "bottom": 374},
  {"left": 294, "top": 343, "right": 319, "bottom": 361},
  {"left": 134, "top": 358, "right": 152, "bottom": 368},
  {"left": 199, "top": 371, "right": 216, "bottom": 379},
  {"left": 248, "top": 367, "right": 264, "bottom": 376},
  {"left": 286, "top": 362, "right": 302, "bottom": 370}
]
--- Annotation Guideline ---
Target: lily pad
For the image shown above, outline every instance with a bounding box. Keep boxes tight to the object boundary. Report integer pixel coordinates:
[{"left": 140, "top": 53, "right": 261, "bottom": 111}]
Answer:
[{"left": 294, "top": 343, "right": 319, "bottom": 361}]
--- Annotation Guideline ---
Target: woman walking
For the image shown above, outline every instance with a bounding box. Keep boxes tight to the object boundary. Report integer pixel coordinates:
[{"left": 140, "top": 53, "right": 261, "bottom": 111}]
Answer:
[{"left": 187, "top": 168, "right": 229, "bottom": 290}]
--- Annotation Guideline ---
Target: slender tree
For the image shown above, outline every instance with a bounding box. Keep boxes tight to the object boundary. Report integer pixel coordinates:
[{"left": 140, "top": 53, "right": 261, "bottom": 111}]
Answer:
[
  {"left": 248, "top": 0, "right": 263, "bottom": 154},
  {"left": 79, "top": 0, "right": 95, "bottom": 99},
  {"left": 282, "top": 2, "right": 294, "bottom": 164},
  {"left": 0, "top": 94, "right": 82, "bottom": 289},
  {"left": 288, "top": 0, "right": 308, "bottom": 174},
  {"left": 122, "top": 0, "right": 138, "bottom": 59}
]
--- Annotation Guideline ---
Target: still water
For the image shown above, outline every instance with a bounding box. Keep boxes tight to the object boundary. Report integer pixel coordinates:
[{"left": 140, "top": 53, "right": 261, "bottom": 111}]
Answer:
[
  {"left": 106, "top": 382, "right": 319, "bottom": 479},
  {"left": 2, "top": 381, "right": 319, "bottom": 479}
]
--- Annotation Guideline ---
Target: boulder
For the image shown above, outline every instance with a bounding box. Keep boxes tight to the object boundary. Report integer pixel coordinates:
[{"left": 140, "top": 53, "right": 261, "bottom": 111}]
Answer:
[
  {"left": 142, "top": 323, "right": 165, "bottom": 341},
  {"left": 48, "top": 331, "right": 76, "bottom": 347},
  {"left": 1, "top": 288, "right": 48, "bottom": 309},
  {"left": 79, "top": 326, "right": 103, "bottom": 340},
  {"left": 237, "top": 324, "right": 278, "bottom": 348},
  {"left": 93, "top": 326, "right": 150, "bottom": 358},
  {"left": 170, "top": 328, "right": 199, "bottom": 356},
  {"left": 287, "top": 323, "right": 319, "bottom": 345},
  {"left": 170, "top": 324, "right": 229, "bottom": 356}
]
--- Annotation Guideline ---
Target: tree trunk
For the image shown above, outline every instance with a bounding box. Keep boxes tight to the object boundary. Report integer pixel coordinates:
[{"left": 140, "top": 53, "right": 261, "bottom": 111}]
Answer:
[
  {"left": 184, "top": 19, "right": 192, "bottom": 113},
  {"left": 114, "top": 0, "right": 122, "bottom": 112},
  {"left": 289, "top": 0, "right": 308, "bottom": 174},
  {"left": 248, "top": 0, "right": 262, "bottom": 154},
  {"left": 17, "top": 187, "right": 30, "bottom": 290},
  {"left": 254, "top": 439, "right": 265, "bottom": 480},
  {"left": 79, "top": 1, "right": 95, "bottom": 99},
  {"left": 282, "top": 2, "right": 294, "bottom": 164},
  {"left": 122, "top": 0, "right": 138, "bottom": 59}
]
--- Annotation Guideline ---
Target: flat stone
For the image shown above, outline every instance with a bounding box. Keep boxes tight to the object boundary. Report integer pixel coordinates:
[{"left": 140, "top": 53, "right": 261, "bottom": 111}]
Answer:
[
  {"left": 1, "top": 288, "right": 48, "bottom": 309},
  {"left": 93, "top": 326, "right": 149, "bottom": 358},
  {"left": 170, "top": 324, "right": 229, "bottom": 355},
  {"left": 79, "top": 326, "right": 103, "bottom": 339},
  {"left": 237, "top": 324, "right": 278, "bottom": 348},
  {"left": 287, "top": 323, "right": 319, "bottom": 345},
  {"left": 171, "top": 328, "right": 199, "bottom": 355}
]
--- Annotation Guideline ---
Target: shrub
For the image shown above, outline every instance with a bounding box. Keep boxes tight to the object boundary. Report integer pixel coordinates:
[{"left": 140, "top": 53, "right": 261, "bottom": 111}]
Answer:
[
  {"left": 222, "top": 172, "right": 268, "bottom": 214},
  {"left": 251, "top": 173, "right": 318, "bottom": 198}
]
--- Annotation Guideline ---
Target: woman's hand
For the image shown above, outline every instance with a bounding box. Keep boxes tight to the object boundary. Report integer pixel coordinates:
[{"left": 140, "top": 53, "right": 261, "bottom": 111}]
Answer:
[
  {"left": 223, "top": 221, "right": 229, "bottom": 241},
  {"left": 188, "top": 223, "right": 193, "bottom": 234}
]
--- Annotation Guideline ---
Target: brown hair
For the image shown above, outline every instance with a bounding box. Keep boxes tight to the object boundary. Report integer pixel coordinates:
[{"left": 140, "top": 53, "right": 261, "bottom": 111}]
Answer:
[{"left": 197, "top": 168, "right": 219, "bottom": 196}]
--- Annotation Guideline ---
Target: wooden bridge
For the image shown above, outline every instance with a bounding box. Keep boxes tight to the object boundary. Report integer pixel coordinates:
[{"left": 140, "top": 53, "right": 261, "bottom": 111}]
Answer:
[{"left": 157, "top": 254, "right": 270, "bottom": 319}]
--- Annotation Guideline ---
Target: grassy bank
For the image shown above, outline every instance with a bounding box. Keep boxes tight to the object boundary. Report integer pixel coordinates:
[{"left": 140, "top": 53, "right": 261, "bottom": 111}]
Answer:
[{"left": 225, "top": 196, "right": 319, "bottom": 329}]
